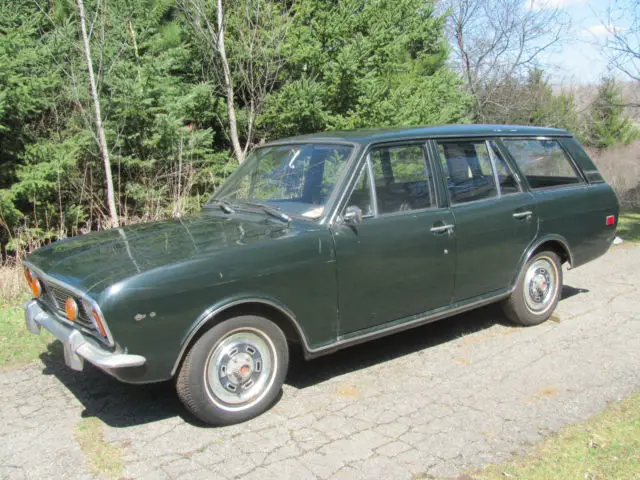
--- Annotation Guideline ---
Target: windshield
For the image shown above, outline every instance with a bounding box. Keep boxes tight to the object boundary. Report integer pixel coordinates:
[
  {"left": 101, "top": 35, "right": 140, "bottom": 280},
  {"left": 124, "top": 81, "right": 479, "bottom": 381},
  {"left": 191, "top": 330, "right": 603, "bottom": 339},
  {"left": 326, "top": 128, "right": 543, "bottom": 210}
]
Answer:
[{"left": 210, "top": 143, "right": 353, "bottom": 219}]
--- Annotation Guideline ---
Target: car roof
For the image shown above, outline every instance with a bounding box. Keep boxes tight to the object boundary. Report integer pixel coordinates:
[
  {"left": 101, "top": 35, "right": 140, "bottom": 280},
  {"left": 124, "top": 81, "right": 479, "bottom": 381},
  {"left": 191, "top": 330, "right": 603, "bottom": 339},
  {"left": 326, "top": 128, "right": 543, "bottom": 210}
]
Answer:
[{"left": 264, "top": 124, "right": 572, "bottom": 146}]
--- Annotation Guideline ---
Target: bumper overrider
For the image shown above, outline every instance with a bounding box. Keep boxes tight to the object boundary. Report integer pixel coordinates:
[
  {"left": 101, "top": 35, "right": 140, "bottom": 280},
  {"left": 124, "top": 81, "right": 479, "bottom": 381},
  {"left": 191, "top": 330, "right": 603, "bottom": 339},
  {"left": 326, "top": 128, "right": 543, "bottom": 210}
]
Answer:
[{"left": 25, "top": 299, "right": 145, "bottom": 377}]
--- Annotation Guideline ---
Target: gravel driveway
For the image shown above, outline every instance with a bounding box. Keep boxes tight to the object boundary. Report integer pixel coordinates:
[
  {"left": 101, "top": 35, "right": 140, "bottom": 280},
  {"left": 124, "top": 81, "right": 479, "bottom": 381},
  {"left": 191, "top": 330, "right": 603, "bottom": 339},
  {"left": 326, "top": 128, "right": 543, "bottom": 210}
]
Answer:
[{"left": 1, "top": 244, "right": 639, "bottom": 480}]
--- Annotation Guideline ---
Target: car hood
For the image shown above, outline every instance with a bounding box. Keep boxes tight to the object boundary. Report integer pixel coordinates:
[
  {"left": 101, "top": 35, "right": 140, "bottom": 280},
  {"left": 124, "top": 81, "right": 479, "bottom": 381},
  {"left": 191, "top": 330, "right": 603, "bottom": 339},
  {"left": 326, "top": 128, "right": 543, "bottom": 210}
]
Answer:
[{"left": 25, "top": 210, "right": 295, "bottom": 295}]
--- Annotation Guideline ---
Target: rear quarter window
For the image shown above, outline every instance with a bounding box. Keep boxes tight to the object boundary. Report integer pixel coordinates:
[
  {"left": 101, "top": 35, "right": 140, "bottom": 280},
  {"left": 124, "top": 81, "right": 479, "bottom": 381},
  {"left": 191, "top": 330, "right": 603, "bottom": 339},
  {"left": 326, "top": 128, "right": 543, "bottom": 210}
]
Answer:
[{"left": 502, "top": 138, "right": 583, "bottom": 190}]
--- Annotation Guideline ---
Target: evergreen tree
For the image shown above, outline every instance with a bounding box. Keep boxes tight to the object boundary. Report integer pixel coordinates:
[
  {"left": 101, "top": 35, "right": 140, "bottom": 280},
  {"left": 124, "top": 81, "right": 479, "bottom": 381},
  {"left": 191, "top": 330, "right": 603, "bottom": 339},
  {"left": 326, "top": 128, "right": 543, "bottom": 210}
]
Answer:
[
  {"left": 526, "top": 69, "right": 581, "bottom": 137},
  {"left": 587, "top": 77, "right": 640, "bottom": 149},
  {"left": 259, "top": 0, "right": 471, "bottom": 137},
  {"left": 0, "top": 0, "right": 486, "bottom": 254}
]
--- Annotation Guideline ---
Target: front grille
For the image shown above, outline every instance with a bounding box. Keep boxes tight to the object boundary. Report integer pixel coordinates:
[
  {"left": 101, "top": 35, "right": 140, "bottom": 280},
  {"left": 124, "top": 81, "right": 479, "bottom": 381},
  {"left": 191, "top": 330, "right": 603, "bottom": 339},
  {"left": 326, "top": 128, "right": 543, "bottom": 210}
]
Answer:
[{"left": 43, "top": 282, "right": 96, "bottom": 332}]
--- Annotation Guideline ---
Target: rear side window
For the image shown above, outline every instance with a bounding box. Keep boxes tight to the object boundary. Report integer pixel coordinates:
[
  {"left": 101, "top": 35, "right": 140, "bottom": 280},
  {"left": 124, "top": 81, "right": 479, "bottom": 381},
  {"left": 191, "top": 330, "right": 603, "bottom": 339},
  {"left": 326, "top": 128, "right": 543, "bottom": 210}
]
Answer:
[
  {"left": 502, "top": 139, "right": 582, "bottom": 190},
  {"left": 369, "top": 145, "right": 435, "bottom": 214},
  {"left": 437, "top": 141, "right": 498, "bottom": 204}
]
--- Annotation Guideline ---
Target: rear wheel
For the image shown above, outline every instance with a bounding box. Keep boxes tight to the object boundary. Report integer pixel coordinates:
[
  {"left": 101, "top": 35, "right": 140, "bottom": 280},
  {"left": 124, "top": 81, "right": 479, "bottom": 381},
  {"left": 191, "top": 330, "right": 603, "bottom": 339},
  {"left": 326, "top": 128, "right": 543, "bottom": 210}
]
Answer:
[
  {"left": 502, "top": 251, "right": 562, "bottom": 326},
  {"left": 176, "top": 315, "right": 288, "bottom": 425}
]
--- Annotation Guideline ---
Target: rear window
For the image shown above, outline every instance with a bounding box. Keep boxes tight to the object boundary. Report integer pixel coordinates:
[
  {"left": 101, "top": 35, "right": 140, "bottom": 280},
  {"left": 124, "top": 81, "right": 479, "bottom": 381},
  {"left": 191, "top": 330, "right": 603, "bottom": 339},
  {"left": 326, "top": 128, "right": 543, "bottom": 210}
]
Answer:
[{"left": 502, "top": 138, "right": 582, "bottom": 190}]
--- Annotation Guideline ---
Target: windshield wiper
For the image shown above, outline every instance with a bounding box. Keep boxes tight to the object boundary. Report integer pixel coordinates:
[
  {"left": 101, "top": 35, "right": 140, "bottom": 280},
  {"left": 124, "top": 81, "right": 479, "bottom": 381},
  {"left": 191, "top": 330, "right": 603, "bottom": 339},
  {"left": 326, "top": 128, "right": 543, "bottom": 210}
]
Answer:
[
  {"left": 208, "top": 199, "right": 236, "bottom": 214},
  {"left": 245, "top": 202, "right": 291, "bottom": 223}
]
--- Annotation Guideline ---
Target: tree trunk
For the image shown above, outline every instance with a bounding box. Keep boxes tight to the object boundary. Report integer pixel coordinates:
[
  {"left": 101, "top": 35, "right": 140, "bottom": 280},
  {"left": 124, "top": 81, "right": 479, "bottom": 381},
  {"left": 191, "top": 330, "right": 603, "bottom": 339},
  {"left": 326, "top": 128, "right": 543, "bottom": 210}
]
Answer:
[
  {"left": 76, "top": 0, "right": 119, "bottom": 227},
  {"left": 216, "top": 0, "right": 244, "bottom": 163}
]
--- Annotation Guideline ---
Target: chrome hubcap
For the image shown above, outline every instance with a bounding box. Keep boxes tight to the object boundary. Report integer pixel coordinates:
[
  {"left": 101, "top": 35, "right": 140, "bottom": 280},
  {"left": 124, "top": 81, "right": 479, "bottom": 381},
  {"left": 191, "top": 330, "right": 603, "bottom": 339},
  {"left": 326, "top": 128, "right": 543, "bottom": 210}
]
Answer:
[
  {"left": 524, "top": 257, "right": 557, "bottom": 313},
  {"left": 205, "top": 329, "right": 276, "bottom": 411}
]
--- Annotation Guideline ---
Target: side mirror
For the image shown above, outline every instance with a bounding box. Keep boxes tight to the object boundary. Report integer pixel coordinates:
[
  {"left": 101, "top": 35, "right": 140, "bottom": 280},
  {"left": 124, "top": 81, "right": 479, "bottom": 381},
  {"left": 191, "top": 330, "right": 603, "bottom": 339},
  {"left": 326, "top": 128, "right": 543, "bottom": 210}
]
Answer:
[{"left": 343, "top": 205, "right": 363, "bottom": 225}]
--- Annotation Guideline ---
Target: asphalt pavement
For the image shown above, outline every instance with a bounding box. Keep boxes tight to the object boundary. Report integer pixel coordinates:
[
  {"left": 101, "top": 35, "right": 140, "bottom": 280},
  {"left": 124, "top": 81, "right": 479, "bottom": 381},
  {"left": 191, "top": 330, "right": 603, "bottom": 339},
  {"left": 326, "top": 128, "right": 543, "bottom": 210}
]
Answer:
[{"left": 1, "top": 243, "right": 639, "bottom": 479}]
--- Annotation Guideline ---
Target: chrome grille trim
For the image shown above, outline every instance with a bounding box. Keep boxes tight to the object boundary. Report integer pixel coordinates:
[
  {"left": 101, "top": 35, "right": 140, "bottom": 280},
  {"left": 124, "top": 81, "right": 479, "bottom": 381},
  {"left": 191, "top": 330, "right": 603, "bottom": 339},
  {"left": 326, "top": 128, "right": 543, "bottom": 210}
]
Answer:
[
  {"left": 43, "top": 282, "right": 95, "bottom": 331},
  {"left": 22, "top": 261, "right": 115, "bottom": 348}
]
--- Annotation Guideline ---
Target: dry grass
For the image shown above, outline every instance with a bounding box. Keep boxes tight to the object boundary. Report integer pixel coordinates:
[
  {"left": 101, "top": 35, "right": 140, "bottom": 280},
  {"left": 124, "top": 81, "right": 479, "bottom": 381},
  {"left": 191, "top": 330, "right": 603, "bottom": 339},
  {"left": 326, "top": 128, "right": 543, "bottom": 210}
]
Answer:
[
  {"left": 0, "top": 294, "right": 53, "bottom": 369},
  {"left": 0, "top": 261, "right": 52, "bottom": 369},
  {"left": 74, "top": 418, "right": 123, "bottom": 479},
  {"left": 0, "top": 261, "right": 27, "bottom": 302},
  {"left": 589, "top": 141, "right": 640, "bottom": 209},
  {"left": 334, "top": 383, "right": 362, "bottom": 399}
]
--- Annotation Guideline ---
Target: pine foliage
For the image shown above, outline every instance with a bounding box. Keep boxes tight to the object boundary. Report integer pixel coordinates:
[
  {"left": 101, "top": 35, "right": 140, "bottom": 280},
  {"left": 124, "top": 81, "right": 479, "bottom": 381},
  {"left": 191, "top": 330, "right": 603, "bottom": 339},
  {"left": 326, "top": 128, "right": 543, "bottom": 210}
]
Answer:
[
  {"left": 0, "top": 0, "right": 633, "bottom": 255},
  {"left": 587, "top": 78, "right": 640, "bottom": 149}
]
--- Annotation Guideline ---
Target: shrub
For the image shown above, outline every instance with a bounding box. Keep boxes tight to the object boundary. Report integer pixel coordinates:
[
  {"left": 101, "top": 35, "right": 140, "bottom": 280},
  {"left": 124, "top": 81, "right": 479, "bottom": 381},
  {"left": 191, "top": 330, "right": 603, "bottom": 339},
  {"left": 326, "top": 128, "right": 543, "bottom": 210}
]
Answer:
[{"left": 588, "top": 140, "right": 640, "bottom": 209}]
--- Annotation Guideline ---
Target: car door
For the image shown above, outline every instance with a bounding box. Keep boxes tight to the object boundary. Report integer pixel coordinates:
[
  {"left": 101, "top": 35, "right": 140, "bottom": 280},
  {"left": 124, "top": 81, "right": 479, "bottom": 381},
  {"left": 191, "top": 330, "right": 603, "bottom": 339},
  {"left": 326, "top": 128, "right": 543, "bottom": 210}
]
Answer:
[
  {"left": 331, "top": 142, "right": 456, "bottom": 336},
  {"left": 431, "top": 138, "right": 538, "bottom": 302}
]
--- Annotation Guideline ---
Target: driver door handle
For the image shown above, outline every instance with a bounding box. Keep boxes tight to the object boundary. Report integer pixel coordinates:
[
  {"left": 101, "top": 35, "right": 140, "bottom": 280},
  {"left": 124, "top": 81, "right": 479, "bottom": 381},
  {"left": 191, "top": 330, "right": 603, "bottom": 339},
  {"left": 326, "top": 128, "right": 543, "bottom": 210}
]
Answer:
[
  {"left": 513, "top": 210, "right": 533, "bottom": 219},
  {"left": 430, "top": 224, "right": 455, "bottom": 233}
]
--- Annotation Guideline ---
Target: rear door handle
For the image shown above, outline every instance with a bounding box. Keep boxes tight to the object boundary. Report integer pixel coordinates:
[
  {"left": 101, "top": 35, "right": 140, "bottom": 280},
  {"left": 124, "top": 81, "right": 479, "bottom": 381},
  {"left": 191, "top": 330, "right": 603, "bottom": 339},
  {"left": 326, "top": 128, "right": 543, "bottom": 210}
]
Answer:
[
  {"left": 513, "top": 210, "right": 533, "bottom": 219},
  {"left": 430, "top": 224, "right": 455, "bottom": 233}
]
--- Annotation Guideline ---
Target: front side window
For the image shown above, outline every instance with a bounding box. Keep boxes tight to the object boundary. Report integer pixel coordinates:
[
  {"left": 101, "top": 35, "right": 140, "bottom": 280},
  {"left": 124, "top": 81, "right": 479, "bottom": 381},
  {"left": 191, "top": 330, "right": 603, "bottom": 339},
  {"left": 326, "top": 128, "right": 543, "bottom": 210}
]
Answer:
[
  {"left": 501, "top": 138, "right": 582, "bottom": 190},
  {"left": 437, "top": 141, "right": 498, "bottom": 204},
  {"left": 211, "top": 143, "right": 353, "bottom": 219},
  {"left": 369, "top": 145, "right": 434, "bottom": 214},
  {"left": 345, "top": 165, "right": 374, "bottom": 216}
]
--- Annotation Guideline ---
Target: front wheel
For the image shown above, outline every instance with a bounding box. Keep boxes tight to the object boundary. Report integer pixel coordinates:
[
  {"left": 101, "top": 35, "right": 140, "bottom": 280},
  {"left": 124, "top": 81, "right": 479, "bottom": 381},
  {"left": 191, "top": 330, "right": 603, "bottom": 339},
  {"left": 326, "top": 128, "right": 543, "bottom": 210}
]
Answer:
[
  {"left": 176, "top": 315, "right": 289, "bottom": 425},
  {"left": 502, "top": 251, "right": 562, "bottom": 326}
]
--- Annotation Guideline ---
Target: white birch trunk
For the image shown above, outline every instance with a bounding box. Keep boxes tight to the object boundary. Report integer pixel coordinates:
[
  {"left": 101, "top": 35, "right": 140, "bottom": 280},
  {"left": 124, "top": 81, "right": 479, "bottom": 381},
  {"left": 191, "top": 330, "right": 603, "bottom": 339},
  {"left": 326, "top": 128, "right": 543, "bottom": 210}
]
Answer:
[
  {"left": 76, "top": 0, "right": 119, "bottom": 227},
  {"left": 216, "top": 0, "right": 245, "bottom": 163}
]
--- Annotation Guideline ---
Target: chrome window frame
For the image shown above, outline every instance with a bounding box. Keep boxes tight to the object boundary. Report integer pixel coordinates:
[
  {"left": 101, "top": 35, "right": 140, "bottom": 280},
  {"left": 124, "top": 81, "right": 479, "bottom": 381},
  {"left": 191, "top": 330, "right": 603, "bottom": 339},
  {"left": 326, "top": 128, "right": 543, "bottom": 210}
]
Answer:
[
  {"left": 434, "top": 138, "right": 503, "bottom": 207},
  {"left": 486, "top": 139, "right": 524, "bottom": 196},
  {"left": 330, "top": 140, "right": 439, "bottom": 224}
]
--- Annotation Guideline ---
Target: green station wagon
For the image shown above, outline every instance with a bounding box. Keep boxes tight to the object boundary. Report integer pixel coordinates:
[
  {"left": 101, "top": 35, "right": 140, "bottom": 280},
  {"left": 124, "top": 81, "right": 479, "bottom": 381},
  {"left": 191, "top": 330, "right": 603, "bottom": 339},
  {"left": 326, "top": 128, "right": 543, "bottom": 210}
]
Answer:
[{"left": 24, "top": 125, "right": 619, "bottom": 425}]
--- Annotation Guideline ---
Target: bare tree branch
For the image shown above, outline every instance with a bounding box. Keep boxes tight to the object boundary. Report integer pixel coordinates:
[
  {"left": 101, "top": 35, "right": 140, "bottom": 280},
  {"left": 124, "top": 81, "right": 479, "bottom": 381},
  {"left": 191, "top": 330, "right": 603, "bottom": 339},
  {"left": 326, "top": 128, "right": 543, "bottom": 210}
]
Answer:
[
  {"left": 443, "top": 0, "right": 568, "bottom": 120},
  {"left": 602, "top": 1, "right": 640, "bottom": 82},
  {"left": 180, "top": 0, "right": 293, "bottom": 162},
  {"left": 76, "top": 0, "right": 119, "bottom": 227}
]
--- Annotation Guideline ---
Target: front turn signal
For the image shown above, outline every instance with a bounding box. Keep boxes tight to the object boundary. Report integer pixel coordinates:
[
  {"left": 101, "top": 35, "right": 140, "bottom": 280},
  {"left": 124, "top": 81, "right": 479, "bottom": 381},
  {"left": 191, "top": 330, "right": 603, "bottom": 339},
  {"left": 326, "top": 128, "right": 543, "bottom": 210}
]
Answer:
[
  {"left": 25, "top": 269, "right": 41, "bottom": 297},
  {"left": 24, "top": 268, "right": 32, "bottom": 285},
  {"left": 91, "top": 310, "right": 108, "bottom": 338},
  {"left": 65, "top": 297, "right": 78, "bottom": 321}
]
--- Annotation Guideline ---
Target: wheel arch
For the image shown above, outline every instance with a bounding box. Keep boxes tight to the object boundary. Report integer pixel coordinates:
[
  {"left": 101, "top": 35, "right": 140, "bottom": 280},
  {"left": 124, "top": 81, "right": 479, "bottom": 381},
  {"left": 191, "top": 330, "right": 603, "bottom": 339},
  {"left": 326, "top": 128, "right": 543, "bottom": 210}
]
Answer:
[
  {"left": 511, "top": 235, "right": 573, "bottom": 289},
  {"left": 171, "top": 297, "right": 309, "bottom": 377},
  {"left": 528, "top": 236, "right": 573, "bottom": 266}
]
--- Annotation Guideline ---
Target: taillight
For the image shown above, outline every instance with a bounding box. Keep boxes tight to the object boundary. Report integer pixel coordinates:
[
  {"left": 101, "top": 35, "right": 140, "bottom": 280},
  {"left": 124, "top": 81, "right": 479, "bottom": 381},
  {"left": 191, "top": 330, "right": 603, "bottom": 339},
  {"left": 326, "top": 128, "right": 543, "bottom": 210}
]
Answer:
[{"left": 605, "top": 215, "right": 616, "bottom": 226}]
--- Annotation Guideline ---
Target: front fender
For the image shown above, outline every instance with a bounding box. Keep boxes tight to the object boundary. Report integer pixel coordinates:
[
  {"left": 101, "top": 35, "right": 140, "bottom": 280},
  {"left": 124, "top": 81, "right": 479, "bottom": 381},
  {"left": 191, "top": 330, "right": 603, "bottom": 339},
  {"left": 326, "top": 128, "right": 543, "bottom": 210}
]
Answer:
[
  {"left": 99, "top": 227, "right": 337, "bottom": 383},
  {"left": 170, "top": 295, "right": 310, "bottom": 376}
]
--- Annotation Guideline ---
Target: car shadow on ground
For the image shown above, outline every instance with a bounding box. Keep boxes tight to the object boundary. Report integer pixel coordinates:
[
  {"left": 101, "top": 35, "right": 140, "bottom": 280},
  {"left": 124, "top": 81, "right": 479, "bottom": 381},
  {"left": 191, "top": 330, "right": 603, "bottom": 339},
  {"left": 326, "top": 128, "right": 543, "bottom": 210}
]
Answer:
[
  {"left": 38, "top": 285, "right": 588, "bottom": 428},
  {"left": 288, "top": 285, "right": 589, "bottom": 388},
  {"left": 287, "top": 302, "right": 507, "bottom": 389},
  {"left": 561, "top": 284, "right": 589, "bottom": 300},
  {"left": 39, "top": 343, "right": 185, "bottom": 427}
]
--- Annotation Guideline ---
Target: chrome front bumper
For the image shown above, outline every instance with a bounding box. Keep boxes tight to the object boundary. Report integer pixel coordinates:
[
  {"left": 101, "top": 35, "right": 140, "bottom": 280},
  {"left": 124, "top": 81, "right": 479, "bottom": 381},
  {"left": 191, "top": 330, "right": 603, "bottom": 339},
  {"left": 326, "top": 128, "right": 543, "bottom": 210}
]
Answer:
[{"left": 25, "top": 299, "right": 145, "bottom": 373}]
